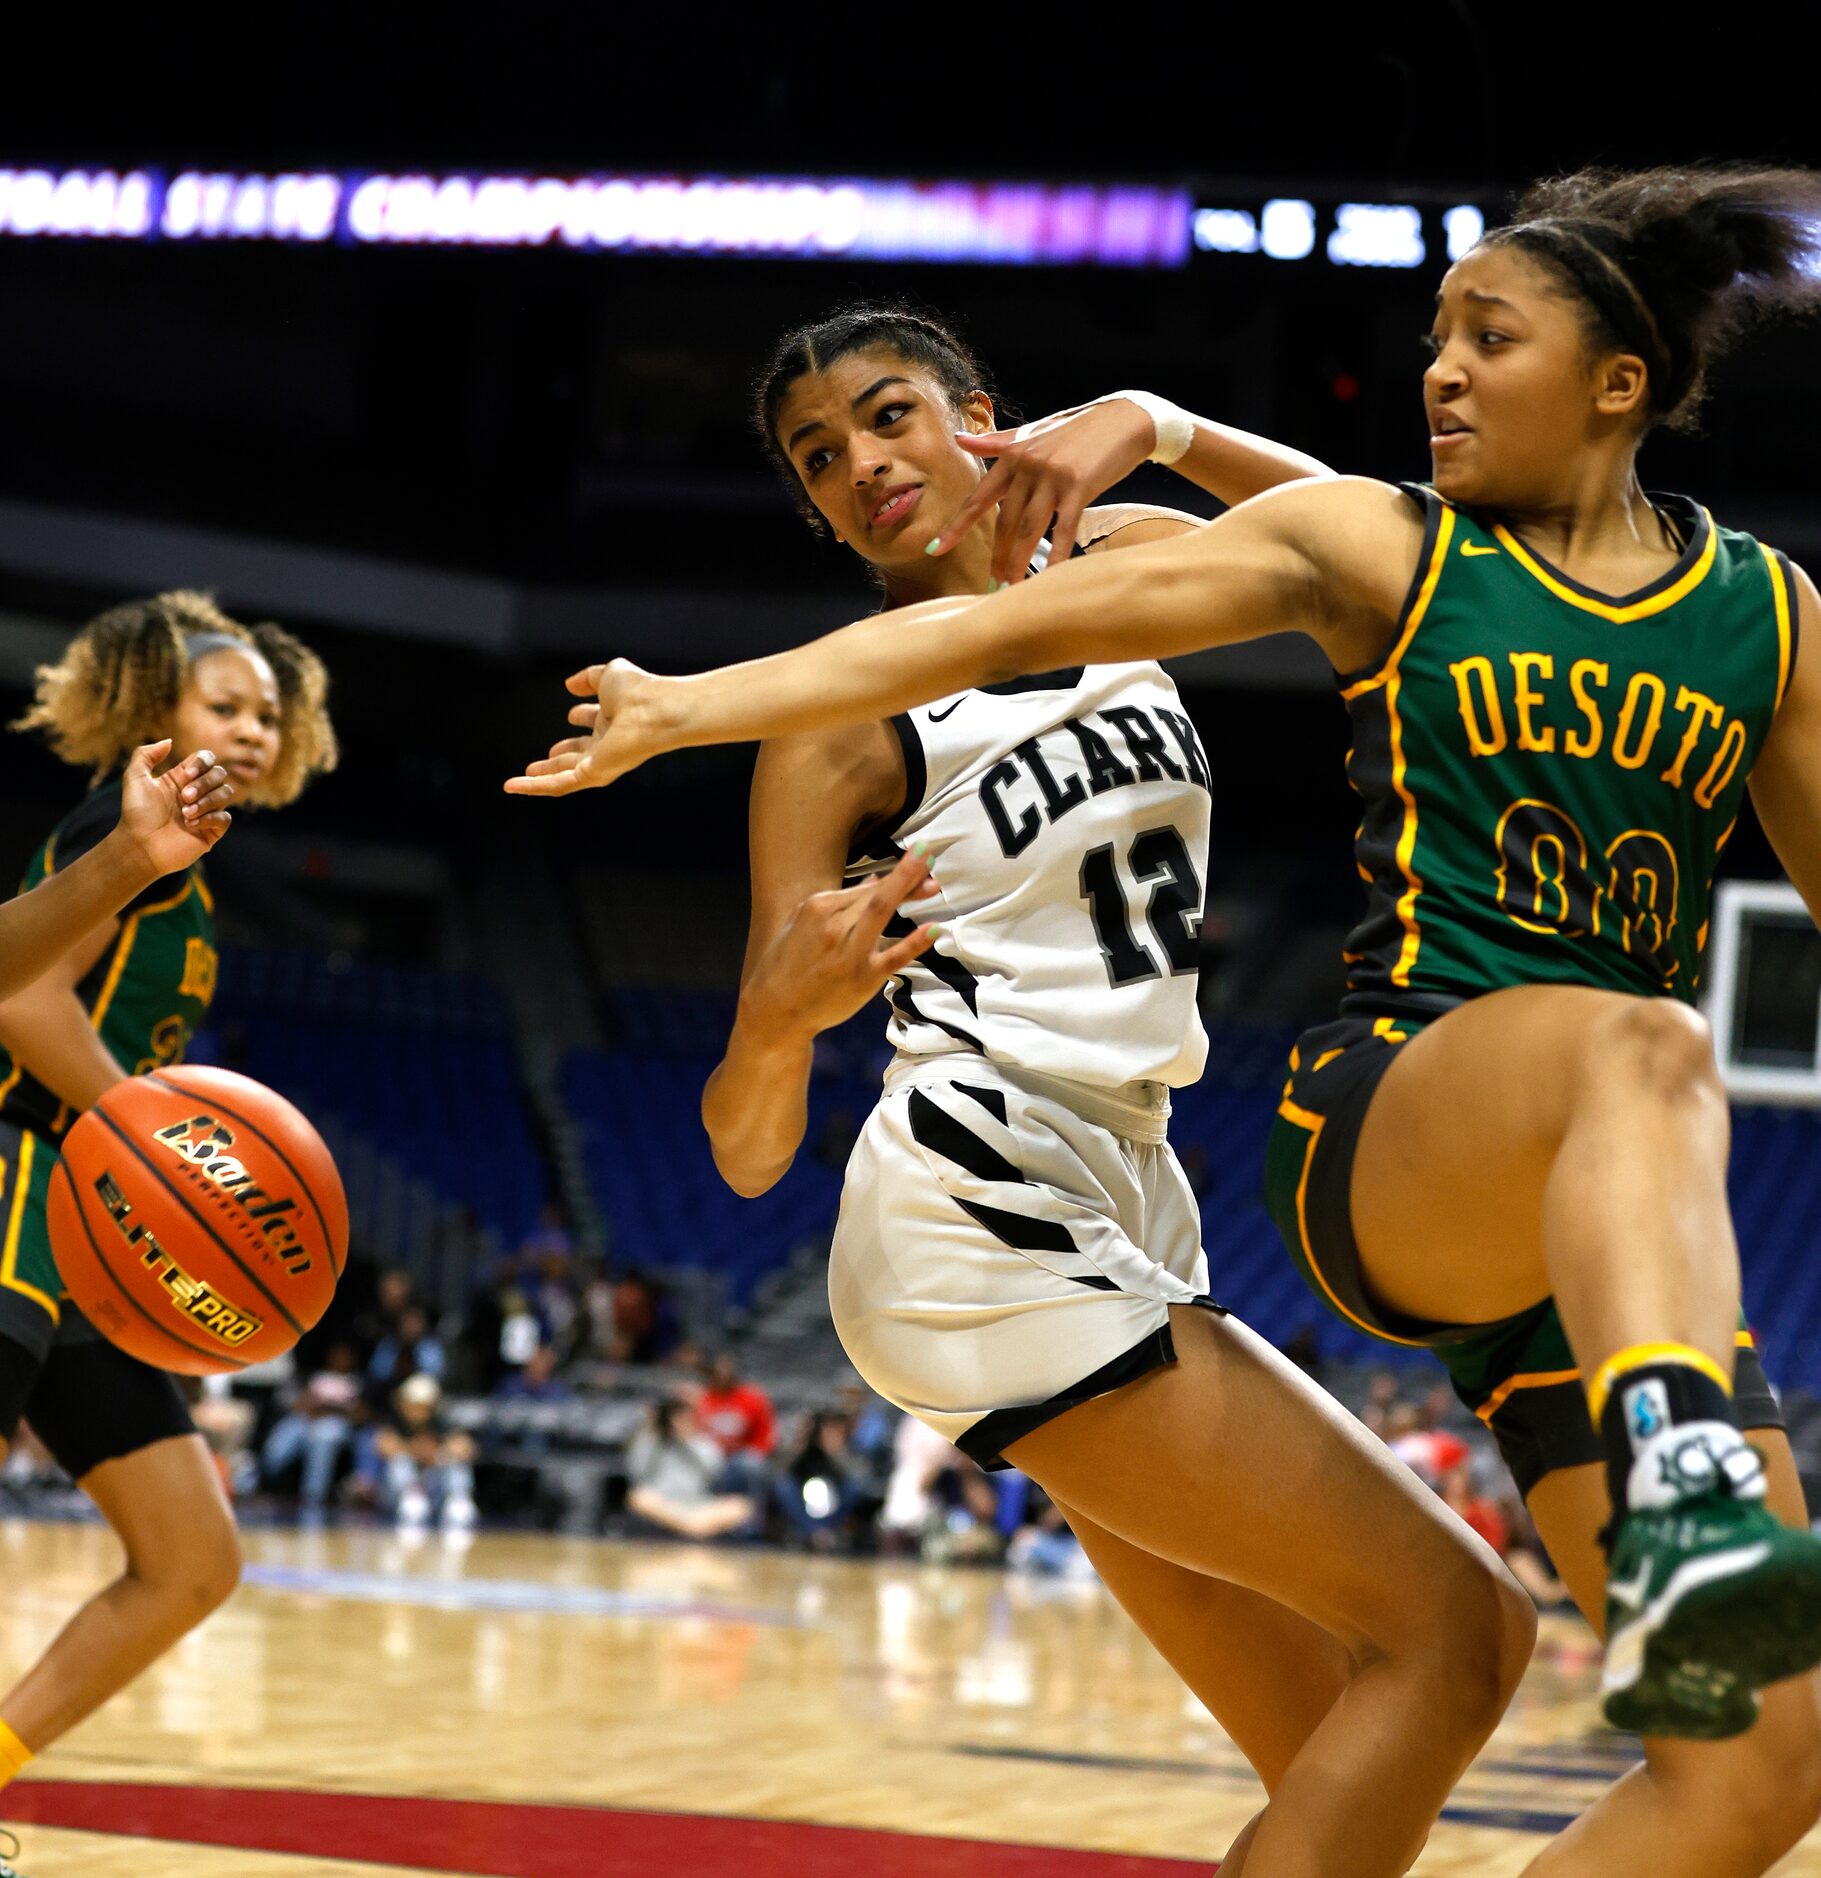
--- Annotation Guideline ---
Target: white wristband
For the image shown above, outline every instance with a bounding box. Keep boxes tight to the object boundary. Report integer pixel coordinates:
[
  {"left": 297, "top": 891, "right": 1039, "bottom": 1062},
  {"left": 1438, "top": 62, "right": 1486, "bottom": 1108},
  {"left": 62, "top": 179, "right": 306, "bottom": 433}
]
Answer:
[{"left": 1100, "top": 389, "right": 1195, "bottom": 466}]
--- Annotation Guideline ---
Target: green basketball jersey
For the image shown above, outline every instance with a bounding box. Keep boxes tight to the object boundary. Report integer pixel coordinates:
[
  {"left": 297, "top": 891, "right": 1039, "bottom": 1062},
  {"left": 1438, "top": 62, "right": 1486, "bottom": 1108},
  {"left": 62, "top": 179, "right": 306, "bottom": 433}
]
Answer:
[
  {"left": 1341, "top": 486, "right": 1796, "bottom": 1008},
  {"left": 0, "top": 782, "right": 218, "bottom": 1144}
]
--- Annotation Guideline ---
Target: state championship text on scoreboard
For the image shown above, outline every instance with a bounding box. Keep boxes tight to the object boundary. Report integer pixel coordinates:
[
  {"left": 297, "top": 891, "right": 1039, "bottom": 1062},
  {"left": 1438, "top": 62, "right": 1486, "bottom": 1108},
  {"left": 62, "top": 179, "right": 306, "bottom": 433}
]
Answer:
[{"left": 0, "top": 166, "right": 1491, "bottom": 270}]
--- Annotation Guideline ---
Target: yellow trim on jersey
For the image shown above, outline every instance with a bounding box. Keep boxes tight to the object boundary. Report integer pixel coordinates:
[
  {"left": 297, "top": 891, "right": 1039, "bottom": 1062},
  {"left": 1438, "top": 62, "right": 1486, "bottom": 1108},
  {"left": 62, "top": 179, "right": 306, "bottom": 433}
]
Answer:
[
  {"left": 1474, "top": 1367, "right": 1581, "bottom": 1426},
  {"left": 88, "top": 875, "right": 194, "bottom": 1039},
  {"left": 194, "top": 871, "right": 215, "bottom": 915},
  {"left": 1490, "top": 509, "right": 1718, "bottom": 624},
  {"left": 1737, "top": 1328, "right": 1756, "bottom": 1350},
  {"left": 1371, "top": 1017, "right": 1408, "bottom": 1044},
  {"left": 1276, "top": 1093, "right": 1426, "bottom": 1350},
  {"left": 1383, "top": 507, "right": 1456, "bottom": 985},
  {"left": 1312, "top": 1048, "right": 1345, "bottom": 1074},
  {"left": 1762, "top": 544, "right": 1794, "bottom": 712},
  {"left": 1586, "top": 1340, "right": 1732, "bottom": 1423},
  {"left": 0, "top": 1131, "right": 59, "bottom": 1323}
]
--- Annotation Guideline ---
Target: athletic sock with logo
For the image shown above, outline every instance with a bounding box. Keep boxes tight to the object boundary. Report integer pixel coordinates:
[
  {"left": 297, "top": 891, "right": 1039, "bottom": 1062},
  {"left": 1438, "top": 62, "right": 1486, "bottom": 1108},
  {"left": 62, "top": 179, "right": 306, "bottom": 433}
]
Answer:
[
  {"left": 0, "top": 1717, "right": 32, "bottom": 1793},
  {"left": 1590, "top": 1343, "right": 1763, "bottom": 1541}
]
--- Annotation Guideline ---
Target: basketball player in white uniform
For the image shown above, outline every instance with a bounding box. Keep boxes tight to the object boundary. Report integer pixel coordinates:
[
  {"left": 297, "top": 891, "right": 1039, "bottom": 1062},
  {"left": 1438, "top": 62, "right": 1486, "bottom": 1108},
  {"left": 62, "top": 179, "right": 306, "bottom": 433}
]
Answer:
[{"left": 521, "top": 309, "right": 1538, "bottom": 1875}]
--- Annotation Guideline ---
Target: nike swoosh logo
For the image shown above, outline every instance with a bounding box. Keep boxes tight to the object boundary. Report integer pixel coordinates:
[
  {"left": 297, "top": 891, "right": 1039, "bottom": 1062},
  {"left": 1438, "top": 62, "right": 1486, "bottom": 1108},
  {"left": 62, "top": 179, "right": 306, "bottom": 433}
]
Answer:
[
  {"left": 928, "top": 699, "right": 965, "bottom": 722},
  {"left": 1607, "top": 1560, "right": 1652, "bottom": 1614},
  {"left": 1461, "top": 541, "right": 1500, "bottom": 558}
]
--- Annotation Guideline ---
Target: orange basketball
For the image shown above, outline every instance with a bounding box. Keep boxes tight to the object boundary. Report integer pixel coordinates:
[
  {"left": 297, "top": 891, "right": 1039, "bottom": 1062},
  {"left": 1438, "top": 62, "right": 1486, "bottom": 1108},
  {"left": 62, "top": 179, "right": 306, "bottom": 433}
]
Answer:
[{"left": 47, "top": 1064, "right": 347, "bottom": 1376}]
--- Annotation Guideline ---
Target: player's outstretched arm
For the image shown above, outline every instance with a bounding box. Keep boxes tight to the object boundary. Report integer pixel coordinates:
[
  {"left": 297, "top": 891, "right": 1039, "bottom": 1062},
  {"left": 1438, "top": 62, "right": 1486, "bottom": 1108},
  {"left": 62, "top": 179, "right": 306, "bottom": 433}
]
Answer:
[
  {"left": 929, "top": 394, "right": 1337, "bottom": 587},
  {"left": 504, "top": 476, "right": 1414, "bottom": 797},
  {"left": 0, "top": 742, "right": 232, "bottom": 1007},
  {"left": 1749, "top": 562, "right": 1821, "bottom": 926}
]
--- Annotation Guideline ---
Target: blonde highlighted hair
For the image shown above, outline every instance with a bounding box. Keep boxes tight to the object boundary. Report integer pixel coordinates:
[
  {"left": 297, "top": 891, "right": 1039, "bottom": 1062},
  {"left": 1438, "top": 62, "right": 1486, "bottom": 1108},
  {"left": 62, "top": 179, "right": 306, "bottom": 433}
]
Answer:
[{"left": 14, "top": 590, "right": 338, "bottom": 808}]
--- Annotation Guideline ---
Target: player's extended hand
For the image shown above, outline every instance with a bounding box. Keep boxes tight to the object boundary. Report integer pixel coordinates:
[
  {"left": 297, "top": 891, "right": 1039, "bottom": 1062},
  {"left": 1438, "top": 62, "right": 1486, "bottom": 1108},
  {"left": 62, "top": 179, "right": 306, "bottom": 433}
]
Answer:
[
  {"left": 740, "top": 848, "right": 942, "bottom": 1045},
  {"left": 118, "top": 741, "right": 234, "bottom": 875},
  {"left": 925, "top": 396, "right": 1159, "bottom": 588},
  {"left": 504, "top": 659, "right": 681, "bottom": 797}
]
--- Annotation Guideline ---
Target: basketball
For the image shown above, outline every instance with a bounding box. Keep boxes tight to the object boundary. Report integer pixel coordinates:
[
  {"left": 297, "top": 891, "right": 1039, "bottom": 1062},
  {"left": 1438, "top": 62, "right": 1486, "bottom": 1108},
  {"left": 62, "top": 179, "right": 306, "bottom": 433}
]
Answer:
[{"left": 46, "top": 1065, "right": 347, "bottom": 1376}]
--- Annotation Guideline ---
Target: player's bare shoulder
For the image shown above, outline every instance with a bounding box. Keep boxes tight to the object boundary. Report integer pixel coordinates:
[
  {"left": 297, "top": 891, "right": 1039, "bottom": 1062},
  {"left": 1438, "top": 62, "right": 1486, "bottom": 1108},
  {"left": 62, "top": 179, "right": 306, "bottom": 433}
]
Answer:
[
  {"left": 1232, "top": 475, "right": 1426, "bottom": 670},
  {"left": 751, "top": 718, "right": 905, "bottom": 836}
]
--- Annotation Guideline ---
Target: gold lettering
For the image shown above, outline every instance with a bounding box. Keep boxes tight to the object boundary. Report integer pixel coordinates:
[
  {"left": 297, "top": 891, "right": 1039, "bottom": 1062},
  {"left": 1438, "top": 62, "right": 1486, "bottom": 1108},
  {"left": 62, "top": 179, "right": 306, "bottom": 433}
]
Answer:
[
  {"left": 178, "top": 937, "right": 218, "bottom": 1003},
  {"left": 1450, "top": 656, "right": 1509, "bottom": 756},
  {"left": 1694, "top": 718, "right": 1749, "bottom": 809},
  {"left": 1660, "top": 686, "right": 1727, "bottom": 790},
  {"left": 1612, "top": 671, "right": 1668, "bottom": 771},
  {"left": 1565, "top": 659, "right": 1608, "bottom": 759},
  {"left": 1508, "top": 652, "right": 1556, "bottom": 753}
]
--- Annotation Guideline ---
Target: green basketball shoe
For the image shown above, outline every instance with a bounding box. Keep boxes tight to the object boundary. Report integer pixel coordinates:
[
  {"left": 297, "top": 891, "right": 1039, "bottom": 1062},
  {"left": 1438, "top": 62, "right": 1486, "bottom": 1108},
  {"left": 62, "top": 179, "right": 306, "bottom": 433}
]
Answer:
[{"left": 1602, "top": 1490, "right": 1821, "bottom": 1738}]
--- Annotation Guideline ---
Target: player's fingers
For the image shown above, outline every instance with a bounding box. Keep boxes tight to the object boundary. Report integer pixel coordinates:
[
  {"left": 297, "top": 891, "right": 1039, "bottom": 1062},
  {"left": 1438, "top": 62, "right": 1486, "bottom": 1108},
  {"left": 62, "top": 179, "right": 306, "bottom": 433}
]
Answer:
[
  {"left": 181, "top": 769, "right": 234, "bottom": 819},
  {"left": 999, "top": 486, "right": 1060, "bottom": 588},
  {"left": 930, "top": 456, "right": 1013, "bottom": 556},
  {"left": 503, "top": 767, "right": 584, "bottom": 797},
  {"left": 954, "top": 428, "right": 1017, "bottom": 457},
  {"left": 125, "top": 738, "right": 176, "bottom": 783},
  {"left": 567, "top": 702, "right": 602, "bottom": 729},
  {"left": 1048, "top": 493, "right": 1086, "bottom": 568},
  {"left": 564, "top": 664, "right": 607, "bottom": 697},
  {"left": 192, "top": 810, "right": 233, "bottom": 842},
  {"left": 990, "top": 482, "right": 1043, "bottom": 588},
  {"left": 875, "top": 924, "right": 938, "bottom": 976}
]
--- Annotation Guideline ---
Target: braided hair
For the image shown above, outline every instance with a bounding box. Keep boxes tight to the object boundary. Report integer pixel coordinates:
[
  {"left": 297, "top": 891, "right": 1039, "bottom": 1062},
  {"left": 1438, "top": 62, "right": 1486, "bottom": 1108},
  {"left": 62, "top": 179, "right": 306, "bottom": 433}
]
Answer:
[
  {"left": 1483, "top": 165, "right": 1821, "bottom": 430},
  {"left": 753, "top": 303, "right": 1002, "bottom": 526},
  {"left": 15, "top": 591, "right": 339, "bottom": 808}
]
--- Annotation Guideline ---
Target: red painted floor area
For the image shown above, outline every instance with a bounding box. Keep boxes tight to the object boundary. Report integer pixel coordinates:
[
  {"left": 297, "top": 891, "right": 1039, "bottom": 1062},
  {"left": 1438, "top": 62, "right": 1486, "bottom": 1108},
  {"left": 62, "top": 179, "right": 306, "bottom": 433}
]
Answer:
[{"left": 7, "top": 1780, "right": 1215, "bottom": 1876}]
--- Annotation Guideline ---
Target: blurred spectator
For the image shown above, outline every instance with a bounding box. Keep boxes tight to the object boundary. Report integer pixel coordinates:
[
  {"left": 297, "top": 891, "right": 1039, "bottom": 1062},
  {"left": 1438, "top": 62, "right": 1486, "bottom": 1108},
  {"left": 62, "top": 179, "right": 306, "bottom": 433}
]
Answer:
[
  {"left": 609, "top": 1269, "right": 660, "bottom": 1363},
  {"left": 365, "top": 1375, "right": 477, "bottom": 1532},
  {"left": 1360, "top": 1371, "right": 1401, "bottom": 1438},
  {"left": 1384, "top": 1400, "right": 1470, "bottom": 1487},
  {"left": 695, "top": 1353, "right": 776, "bottom": 1494},
  {"left": 530, "top": 1253, "right": 582, "bottom": 1356},
  {"left": 519, "top": 1202, "right": 575, "bottom": 1265},
  {"left": 354, "top": 1270, "right": 416, "bottom": 1364},
  {"left": 497, "top": 1287, "right": 544, "bottom": 1374},
  {"left": 773, "top": 1409, "right": 868, "bottom": 1552},
  {"left": 625, "top": 1397, "right": 755, "bottom": 1540},
  {"left": 366, "top": 1304, "right": 447, "bottom": 1407},
  {"left": 878, "top": 1414, "right": 961, "bottom": 1554},
  {"left": 188, "top": 1375, "right": 257, "bottom": 1499},
  {"left": 494, "top": 1344, "right": 570, "bottom": 1403},
  {"left": 1007, "top": 1490, "right": 1096, "bottom": 1579},
  {"left": 262, "top": 1343, "right": 364, "bottom": 1508},
  {"left": 1441, "top": 1461, "right": 1510, "bottom": 1556}
]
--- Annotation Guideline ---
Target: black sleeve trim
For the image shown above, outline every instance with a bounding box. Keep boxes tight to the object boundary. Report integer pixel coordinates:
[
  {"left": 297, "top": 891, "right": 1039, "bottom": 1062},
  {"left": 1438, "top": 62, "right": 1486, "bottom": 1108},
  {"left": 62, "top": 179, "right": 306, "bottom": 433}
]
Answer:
[
  {"left": 46, "top": 785, "right": 123, "bottom": 875},
  {"left": 882, "top": 712, "right": 927, "bottom": 840},
  {"left": 1333, "top": 484, "right": 1444, "bottom": 694}
]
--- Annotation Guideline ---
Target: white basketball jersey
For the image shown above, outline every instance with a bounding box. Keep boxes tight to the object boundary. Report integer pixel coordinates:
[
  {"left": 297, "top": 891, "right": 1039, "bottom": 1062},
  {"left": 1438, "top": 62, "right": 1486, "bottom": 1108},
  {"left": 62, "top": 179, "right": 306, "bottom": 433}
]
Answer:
[{"left": 849, "top": 653, "right": 1213, "bottom": 1092}]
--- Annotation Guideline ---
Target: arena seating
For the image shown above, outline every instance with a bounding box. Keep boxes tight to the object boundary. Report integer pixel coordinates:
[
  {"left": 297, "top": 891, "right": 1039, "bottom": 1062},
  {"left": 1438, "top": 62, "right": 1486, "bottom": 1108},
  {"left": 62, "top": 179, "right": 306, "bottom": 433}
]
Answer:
[{"left": 198, "top": 949, "right": 554, "bottom": 1266}]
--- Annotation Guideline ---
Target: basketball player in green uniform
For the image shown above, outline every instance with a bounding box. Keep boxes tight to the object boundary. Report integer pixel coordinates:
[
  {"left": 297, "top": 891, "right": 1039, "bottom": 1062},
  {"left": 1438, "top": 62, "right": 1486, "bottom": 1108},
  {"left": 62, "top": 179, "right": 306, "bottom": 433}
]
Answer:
[
  {"left": 0, "top": 594, "right": 337, "bottom": 1856},
  {"left": 518, "top": 165, "right": 1821, "bottom": 1875}
]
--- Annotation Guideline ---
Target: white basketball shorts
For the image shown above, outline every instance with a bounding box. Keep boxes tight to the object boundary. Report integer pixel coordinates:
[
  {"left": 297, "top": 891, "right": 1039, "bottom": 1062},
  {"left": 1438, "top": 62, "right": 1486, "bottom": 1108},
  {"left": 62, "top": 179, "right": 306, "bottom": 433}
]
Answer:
[{"left": 829, "top": 1055, "right": 1219, "bottom": 1468}]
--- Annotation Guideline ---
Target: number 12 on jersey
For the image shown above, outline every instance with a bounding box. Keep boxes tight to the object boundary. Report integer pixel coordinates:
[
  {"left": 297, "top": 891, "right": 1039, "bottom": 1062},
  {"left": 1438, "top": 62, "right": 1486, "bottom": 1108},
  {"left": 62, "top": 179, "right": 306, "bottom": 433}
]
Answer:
[{"left": 1079, "top": 825, "right": 1204, "bottom": 987}]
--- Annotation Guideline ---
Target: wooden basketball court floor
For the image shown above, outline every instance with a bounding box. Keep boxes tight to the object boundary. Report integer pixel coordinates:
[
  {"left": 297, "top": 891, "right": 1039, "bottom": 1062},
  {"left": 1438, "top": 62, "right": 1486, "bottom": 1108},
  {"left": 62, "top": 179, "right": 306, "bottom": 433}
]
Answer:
[{"left": 5, "top": 1517, "right": 1821, "bottom": 1876}]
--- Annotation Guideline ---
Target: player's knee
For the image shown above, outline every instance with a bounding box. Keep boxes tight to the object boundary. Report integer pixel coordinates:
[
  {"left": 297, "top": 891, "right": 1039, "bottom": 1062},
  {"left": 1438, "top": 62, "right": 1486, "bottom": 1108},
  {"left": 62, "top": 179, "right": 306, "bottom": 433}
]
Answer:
[
  {"left": 1730, "top": 1699, "right": 1821, "bottom": 1859},
  {"left": 166, "top": 1509, "right": 242, "bottom": 1622},
  {"left": 1407, "top": 1554, "right": 1534, "bottom": 1733},
  {"left": 1586, "top": 997, "right": 1724, "bottom": 1118}
]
